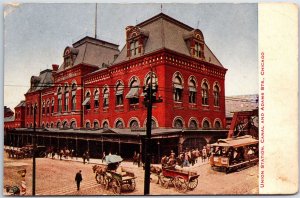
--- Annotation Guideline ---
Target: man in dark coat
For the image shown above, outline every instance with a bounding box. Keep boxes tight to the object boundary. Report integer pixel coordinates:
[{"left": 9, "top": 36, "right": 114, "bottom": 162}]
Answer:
[{"left": 75, "top": 170, "right": 82, "bottom": 190}]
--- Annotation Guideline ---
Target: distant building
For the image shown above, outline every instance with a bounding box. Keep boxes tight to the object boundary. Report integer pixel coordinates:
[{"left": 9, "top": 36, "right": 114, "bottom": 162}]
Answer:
[
  {"left": 225, "top": 94, "right": 258, "bottom": 129},
  {"left": 6, "top": 13, "right": 228, "bottom": 161}
]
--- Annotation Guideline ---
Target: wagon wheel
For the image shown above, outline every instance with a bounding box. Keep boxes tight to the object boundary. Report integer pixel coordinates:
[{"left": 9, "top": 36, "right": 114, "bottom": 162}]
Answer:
[
  {"left": 159, "top": 175, "right": 169, "bottom": 189},
  {"left": 174, "top": 176, "right": 188, "bottom": 193},
  {"left": 127, "top": 179, "right": 136, "bottom": 191},
  {"left": 111, "top": 178, "right": 121, "bottom": 194},
  {"left": 188, "top": 178, "right": 198, "bottom": 190}
]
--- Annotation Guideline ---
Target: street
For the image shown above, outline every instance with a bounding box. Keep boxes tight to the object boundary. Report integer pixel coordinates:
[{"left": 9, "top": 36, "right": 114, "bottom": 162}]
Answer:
[{"left": 3, "top": 153, "right": 258, "bottom": 195}]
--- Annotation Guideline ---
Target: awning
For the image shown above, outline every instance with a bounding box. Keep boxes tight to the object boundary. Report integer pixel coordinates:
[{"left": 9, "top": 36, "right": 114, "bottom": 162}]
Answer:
[
  {"left": 174, "top": 84, "right": 183, "bottom": 89},
  {"left": 116, "top": 89, "right": 124, "bottom": 96},
  {"left": 82, "top": 97, "right": 90, "bottom": 105},
  {"left": 189, "top": 87, "right": 197, "bottom": 92},
  {"left": 57, "top": 94, "right": 62, "bottom": 99},
  {"left": 125, "top": 87, "right": 139, "bottom": 98},
  {"left": 94, "top": 94, "right": 99, "bottom": 100}
]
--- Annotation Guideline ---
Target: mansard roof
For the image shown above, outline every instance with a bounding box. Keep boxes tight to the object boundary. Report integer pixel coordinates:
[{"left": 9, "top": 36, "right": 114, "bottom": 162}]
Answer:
[
  {"left": 57, "top": 36, "right": 120, "bottom": 72},
  {"left": 15, "top": 100, "right": 26, "bottom": 108},
  {"left": 113, "top": 13, "right": 223, "bottom": 67},
  {"left": 26, "top": 69, "right": 53, "bottom": 94}
]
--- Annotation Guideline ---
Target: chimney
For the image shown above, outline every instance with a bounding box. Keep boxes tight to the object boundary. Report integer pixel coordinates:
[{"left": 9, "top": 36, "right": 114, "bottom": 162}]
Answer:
[{"left": 52, "top": 64, "right": 59, "bottom": 72}]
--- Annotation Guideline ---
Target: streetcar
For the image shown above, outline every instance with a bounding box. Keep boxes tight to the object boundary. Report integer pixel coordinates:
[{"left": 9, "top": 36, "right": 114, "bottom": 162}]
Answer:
[{"left": 209, "top": 135, "right": 259, "bottom": 173}]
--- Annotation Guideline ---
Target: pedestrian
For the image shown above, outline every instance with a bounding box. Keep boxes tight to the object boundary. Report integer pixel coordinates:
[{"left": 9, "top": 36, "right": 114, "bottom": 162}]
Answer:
[
  {"left": 75, "top": 170, "right": 82, "bottom": 191},
  {"left": 86, "top": 151, "right": 90, "bottom": 164},
  {"left": 102, "top": 151, "right": 106, "bottom": 163},
  {"left": 59, "top": 149, "right": 63, "bottom": 160},
  {"left": 82, "top": 152, "right": 86, "bottom": 164},
  {"left": 202, "top": 146, "right": 207, "bottom": 162},
  {"left": 137, "top": 153, "right": 141, "bottom": 167}
]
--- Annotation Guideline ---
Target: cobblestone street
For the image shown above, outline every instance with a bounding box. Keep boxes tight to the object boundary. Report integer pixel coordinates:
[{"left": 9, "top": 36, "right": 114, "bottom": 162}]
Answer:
[{"left": 4, "top": 152, "right": 258, "bottom": 195}]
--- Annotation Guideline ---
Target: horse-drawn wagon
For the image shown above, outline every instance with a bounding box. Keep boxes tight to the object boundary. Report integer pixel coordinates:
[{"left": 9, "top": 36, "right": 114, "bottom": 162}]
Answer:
[
  {"left": 158, "top": 167, "right": 199, "bottom": 193},
  {"left": 92, "top": 155, "right": 136, "bottom": 194}
]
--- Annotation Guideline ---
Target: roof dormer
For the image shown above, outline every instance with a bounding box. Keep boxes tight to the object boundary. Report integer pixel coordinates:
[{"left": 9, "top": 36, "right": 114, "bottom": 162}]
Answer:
[
  {"left": 63, "top": 46, "right": 79, "bottom": 69},
  {"left": 126, "top": 26, "right": 149, "bottom": 58},
  {"left": 184, "top": 29, "right": 205, "bottom": 60}
]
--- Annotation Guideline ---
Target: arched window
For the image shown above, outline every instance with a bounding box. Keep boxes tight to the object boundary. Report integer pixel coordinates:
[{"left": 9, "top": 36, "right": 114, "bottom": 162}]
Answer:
[
  {"left": 103, "top": 121, "right": 109, "bottom": 130},
  {"left": 46, "top": 101, "right": 50, "bottom": 115},
  {"left": 115, "top": 81, "right": 124, "bottom": 106},
  {"left": 64, "top": 85, "right": 69, "bottom": 111},
  {"left": 130, "top": 120, "right": 139, "bottom": 129},
  {"left": 70, "top": 121, "right": 76, "bottom": 129},
  {"left": 83, "top": 92, "right": 91, "bottom": 110},
  {"left": 57, "top": 121, "right": 61, "bottom": 128},
  {"left": 46, "top": 123, "right": 49, "bottom": 128},
  {"left": 173, "top": 74, "right": 183, "bottom": 102},
  {"left": 215, "top": 120, "right": 221, "bottom": 129},
  {"left": 50, "top": 122, "right": 54, "bottom": 128},
  {"left": 189, "top": 77, "right": 197, "bottom": 104},
  {"left": 213, "top": 84, "right": 220, "bottom": 106},
  {"left": 31, "top": 105, "right": 34, "bottom": 116},
  {"left": 103, "top": 87, "right": 109, "bottom": 107},
  {"left": 51, "top": 100, "right": 54, "bottom": 114},
  {"left": 86, "top": 122, "right": 91, "bottom": 129},
  {"left": 71, "top": 83, "right": 76, "bottom": 111},
  {"left": 126, "top": 78, "right": 139, "bottom": 105},
  {"left": 174, "top": 119, "right": 183, "bottom": 129},
  {"left": 115, "top": 120, "right": 124, "bottom": 129},
  {"left": 94, "top": 89, "right": 99, "bottom": 108},
  {"left": 26, "top": 105, "right": 30, "bottom": 116},
  {"left": 201, "top": 81, "right": 209, "bottom": 105},
  {"left": 94, "top": 121, "right": 99, "bottom": 129},
  {"left": 57, "top": 87, "right": 62, "bottom": 113},
  {"left": 41, "top": 123, "right": 45, "bottom": 128},
  {"left": 42, "top": 102, "right": 45, "bottom": 115},
  {"left": 203, "top": 120, "right": 210, "bottom": 129},
  {"left": 189, "top": 120, "right": 198, "bottom": 129},
  {"left": 62, "top": 121, "right": 68, "bottom": 129}
]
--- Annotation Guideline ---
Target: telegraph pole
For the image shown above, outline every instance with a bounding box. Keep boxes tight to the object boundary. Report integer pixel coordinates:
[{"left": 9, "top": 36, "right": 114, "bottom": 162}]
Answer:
[
  {"left": 144, "top": 69, "right": 153, "bottom": 195},
  {"left": 32, "top": 105, "right": 37, "bottom": 196}
]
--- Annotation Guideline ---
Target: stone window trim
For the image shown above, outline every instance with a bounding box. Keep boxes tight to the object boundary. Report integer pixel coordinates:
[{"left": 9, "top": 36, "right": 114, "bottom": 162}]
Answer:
[
  {"left": 127, "top": 117, "right": 141, "bottom": 128},
  {"left": 172, "top": 116, "right": 185, "bottom": 129}
]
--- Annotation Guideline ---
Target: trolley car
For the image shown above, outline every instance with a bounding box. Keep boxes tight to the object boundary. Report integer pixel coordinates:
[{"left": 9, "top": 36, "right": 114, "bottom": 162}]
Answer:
[{"left": 209, "top": 135, "right": 259, "bottom": 173}]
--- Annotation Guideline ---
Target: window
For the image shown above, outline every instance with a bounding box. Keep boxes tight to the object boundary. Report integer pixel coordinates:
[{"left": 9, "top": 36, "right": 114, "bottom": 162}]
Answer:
[
  {"left": 46, "top": 101, "right": 50, "bottom": 114},
  {"left": 94, "top": 90, "right": 99, "bottom": 108},
  {"left": 103, "top": 121, "right": 109, "bottom": 130},
  {"left": 130, "top": 120, "right": 139, "bottom": 129},
  {"left": 70, "top": 121, "right": 76, "bottom": 129},
  {"left": 50, "top": 123, "right": 54, "bottom": 128},
  {"left": 83, "top": 92, "right": 91, "bottom": 110},
  {"left": 115, "top": 82, "right": 124, "bottom": 106},
  {"left": 27, "top": 105, "right": 29, "bottom": 116},
  {"left": 173, "top": 75, "right": 183, "bottom": 102},
  {"left": 51, "top": 100, "right": 54, "bottom": 113},
  {"left": 195, "top": 42, "right": 201, "bottom": 58},
  {"left": 189, "top": 120, "right": 198, "bottom": 129},
  {"left": 203, "top": 120, "right": 210, "bottom": 129},
  {"left": 94, "top": 121, "right": 99, "bottom": 129},
  {"left": 57, "top": 87, "right": 62, "bottom": 113},
  {"left": 46, "top": 123, "right": 49, "bottom": 128},
  {"left": 201, "top": 82, "right": 209, "bottom": 105},
  {"left": 71, "top": 83, "right": 76, "bottom": 111},
  {"left": 103, "top": 87, "right": 109, "bottom": 107},
  {"left": 215, "top": 121, "right": 221, "bottom": 129},
  {"left": 174, "top": 119, "right": 183, "bottom": 129},
  {"left": 64, "top": 85, "right": 69, "bottom": 111},
  {"left": 42, "top": 102, "right": 45, "bottom": 115},
  {"left": 189, "top": 78, "right": 197, "bottom": 104},
  {"left": 31, "top": 105, "right": 33, "bottom": 116},
  {"left": 57, "top": 121, "right": 61, "bottom": 128},
  {"left": 63, "top": 121, "right": 68, "bottom": 129},
  {"left": 86, "top": 122, "right": 91, "bottom": 129},
  {"left": 65, "top": 57, "right": 72, "bottom": 67},
  {"left": 213, "top": 84, "right": 220, "bottom": 106},
  {"left": 126, "top": 79, "right": 139, "bottom": 105},
  {"left": 116, "top": 120, "right": 124, "bottom": 129},
  {"left": 130, "top": 40, "right": 138, "bottom": 56}
]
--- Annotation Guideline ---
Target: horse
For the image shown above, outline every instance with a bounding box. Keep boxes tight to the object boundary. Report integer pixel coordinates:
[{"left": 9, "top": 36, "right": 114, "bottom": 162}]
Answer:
[
  {"left": 150, "top": 165, "right": 162, "bottom": 184},
  {"left": 92, "top": 164, "right": 108, "bottom": 183}
]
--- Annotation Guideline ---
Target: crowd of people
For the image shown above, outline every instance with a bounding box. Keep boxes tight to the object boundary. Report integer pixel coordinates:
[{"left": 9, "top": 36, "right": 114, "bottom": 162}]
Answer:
[{"left": 160, "top": 146, "right": 211, "bottom": 168}]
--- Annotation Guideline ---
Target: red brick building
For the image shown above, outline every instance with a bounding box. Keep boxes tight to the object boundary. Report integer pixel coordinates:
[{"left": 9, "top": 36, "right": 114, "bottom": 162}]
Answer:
[{"left": 6, "top": 13, "right": 227, "bottom": 159}]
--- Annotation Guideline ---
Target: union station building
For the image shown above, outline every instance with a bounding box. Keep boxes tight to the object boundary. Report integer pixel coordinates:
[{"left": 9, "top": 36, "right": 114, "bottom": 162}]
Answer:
[{"left": 5, "top": 13, "right": 228, "bottom": 161}]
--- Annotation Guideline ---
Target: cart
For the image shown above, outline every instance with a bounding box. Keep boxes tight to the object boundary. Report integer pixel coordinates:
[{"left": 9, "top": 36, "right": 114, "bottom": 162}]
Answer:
[
  {"left": 94, "top": 155, "right": 136, "bottom": 194},
  {"left": 158, "top": 167, "right": 199, "bottom": 193}
]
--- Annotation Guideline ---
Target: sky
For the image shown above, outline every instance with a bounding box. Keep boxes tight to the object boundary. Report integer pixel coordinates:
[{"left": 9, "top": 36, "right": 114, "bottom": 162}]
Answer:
[{"left": 3, "top": 3, "right": 258, "bottom": 111}]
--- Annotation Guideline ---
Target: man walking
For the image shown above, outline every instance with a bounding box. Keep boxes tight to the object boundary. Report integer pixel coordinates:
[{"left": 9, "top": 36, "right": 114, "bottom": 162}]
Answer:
[{"left": 75, "top": 170, "right": 82, "bottom": 191}]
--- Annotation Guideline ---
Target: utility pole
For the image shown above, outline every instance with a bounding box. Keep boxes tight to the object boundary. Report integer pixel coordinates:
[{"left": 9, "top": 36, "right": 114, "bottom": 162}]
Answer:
[
  {"left": 143, "top": 68, "right": 163, "bottom": 195},
  {"left": 32, "top": 105, "right": 37, "bottom": 196}
]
